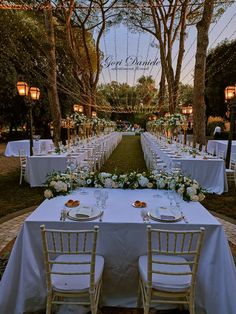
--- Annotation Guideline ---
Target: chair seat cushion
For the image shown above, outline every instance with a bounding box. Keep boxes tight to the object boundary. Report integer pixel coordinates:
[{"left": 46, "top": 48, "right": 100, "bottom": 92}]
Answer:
[
  {"left": 226, "top": 169, "right": 234, "bottom": 173},
  {"left": 139, "top": 254, "right": 191, "bottom": 292},
  {"left": 51, "top": 254, "right": 104, "bottom": 292}
]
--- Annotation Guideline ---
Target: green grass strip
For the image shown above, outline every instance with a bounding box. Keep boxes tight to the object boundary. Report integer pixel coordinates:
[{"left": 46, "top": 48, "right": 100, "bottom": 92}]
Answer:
[{"left": 100, "top": 135, "right": 148, "bottom": 173}]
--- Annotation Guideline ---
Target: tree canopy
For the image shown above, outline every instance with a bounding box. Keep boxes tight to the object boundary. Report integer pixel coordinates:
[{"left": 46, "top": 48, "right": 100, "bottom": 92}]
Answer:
[{"left": 205, "top": 39, "right": 236, "bottom": 118}]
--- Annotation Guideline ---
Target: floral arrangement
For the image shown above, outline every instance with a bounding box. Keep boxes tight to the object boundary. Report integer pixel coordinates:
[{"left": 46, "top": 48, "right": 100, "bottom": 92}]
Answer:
[
  {"left": 165, "top": 113, "right": 186, "bottom": 129},
  {"left": 70, "top": 113, "right": 116, "bottom": 129},
  {"left": 44, "top": 169, "right": 206, "bottom": 202},
  {"left": 44, "top": 171, "right": 78, "bottom": 199},
  {"left": 71, "top": 113, "right": 87, "bottom": 126}
]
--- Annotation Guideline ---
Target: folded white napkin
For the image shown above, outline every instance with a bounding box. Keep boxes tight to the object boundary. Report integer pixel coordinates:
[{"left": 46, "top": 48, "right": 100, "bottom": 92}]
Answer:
[{"left": 75, "top": 206, "right": 92, "bottom": 217}]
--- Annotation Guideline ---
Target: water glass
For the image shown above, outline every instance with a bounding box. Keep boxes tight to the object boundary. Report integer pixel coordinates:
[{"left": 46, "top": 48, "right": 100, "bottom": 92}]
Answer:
[
  {"left": 94, "top": 190, "right": 101, "bottom": 208},
  {"left": 101, "top": 190, "right": 109, "bottom": 210}
]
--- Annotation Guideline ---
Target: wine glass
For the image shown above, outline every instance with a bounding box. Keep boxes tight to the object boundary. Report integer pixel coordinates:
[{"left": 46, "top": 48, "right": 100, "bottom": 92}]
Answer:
[
  {"left": 94, "top": 190, "right": 101, "bottom": 208},
  {"left": 167, "top": 190, "right": 175, "bottom": 207},
  {"left": 101, "top": 190, "right": 109, "bottom": 210}
]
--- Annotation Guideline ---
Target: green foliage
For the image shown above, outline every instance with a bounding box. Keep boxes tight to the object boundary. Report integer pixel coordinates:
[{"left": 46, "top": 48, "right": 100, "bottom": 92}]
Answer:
[{"left": 205, "top": 39, "right": 236, "bottom": 118}]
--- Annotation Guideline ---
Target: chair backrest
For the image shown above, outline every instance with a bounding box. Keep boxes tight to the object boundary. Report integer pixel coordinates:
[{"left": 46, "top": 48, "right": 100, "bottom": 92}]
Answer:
[
  {"left": 40, "top": 225, "right": 99, "bottom": 291},
  {"left": 146, "top": 226, "right": 205, "bottom": 289},
  {"left": 19, "top": 149, "right": 27, "bottom": 165}
]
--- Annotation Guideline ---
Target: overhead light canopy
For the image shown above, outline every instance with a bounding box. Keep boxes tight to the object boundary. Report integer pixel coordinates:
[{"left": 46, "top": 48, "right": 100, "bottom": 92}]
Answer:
[{"left": 224, "top": 86, "right": 236, "bottom": 101}]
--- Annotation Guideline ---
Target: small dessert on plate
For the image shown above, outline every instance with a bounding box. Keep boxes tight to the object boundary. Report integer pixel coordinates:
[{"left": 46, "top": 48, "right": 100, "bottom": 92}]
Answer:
[
  {"left": 133, "top": 200, "right": 147, "bottom": 208},
  {"left": 65, "top": 199, "right": 80, "bottom": 208}
]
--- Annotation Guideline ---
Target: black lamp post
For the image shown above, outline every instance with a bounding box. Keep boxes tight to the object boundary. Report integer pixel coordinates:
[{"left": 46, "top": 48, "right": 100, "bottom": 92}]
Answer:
[
  {"left": 16, "top": 81, "right": 40, "bottom": 156},
  {"left": 224, "top": 85, "right": 236, "bottom": 169}
]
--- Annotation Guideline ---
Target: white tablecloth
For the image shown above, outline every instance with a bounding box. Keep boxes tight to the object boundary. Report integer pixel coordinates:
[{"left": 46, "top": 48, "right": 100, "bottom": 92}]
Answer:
[
  {"left": 0, "top": 188, "right": 236, "bottom": 314},
  {"left": 142, "top": 133, "right": 227, "bottom": 194},
  {"left": 25, "top": 153, "right": 87, "bottom": 187},
  {"left": 4, "top": 139, "right": 53, "bottom": 156},
  {"left": 207, "top": 140, "right": 236, "bottom": 158},
  {"left": 25, "top": 133, "right": 122, "bottom": 187}
]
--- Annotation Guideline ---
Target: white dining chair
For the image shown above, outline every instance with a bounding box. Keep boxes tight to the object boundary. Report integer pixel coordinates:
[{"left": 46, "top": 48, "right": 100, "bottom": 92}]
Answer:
[
  {"left": 19, "top": 149, "right": 27, "bottom": 185},
  {"left": 138, "top": 226, "right": 205, "bottom": 314},
  {"left": 40, "top": 225, "right": 104, "bottom": 314}
]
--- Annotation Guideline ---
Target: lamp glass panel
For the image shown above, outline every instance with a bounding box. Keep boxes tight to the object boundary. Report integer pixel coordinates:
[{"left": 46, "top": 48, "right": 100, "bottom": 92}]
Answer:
[
  {"left": 17, "top": 82, "right": 29, "bottom": 96},
  {"left": 29, "top": 87, "right": 40, "bottom": 100},
  {"left": 225, "top": 86, "right": 236, "bottom": 100}
]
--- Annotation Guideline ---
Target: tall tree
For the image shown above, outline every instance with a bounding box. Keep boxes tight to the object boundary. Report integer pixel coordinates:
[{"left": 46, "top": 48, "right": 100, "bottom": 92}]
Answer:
[
  {"left": 193, "top": 0, "right": 214, "bottom": 145},
  {"left": 44, "top": 1, "right": 61, "bottom": 145},
  {"left": 60, "top": 0, "right": 118, "bottom": 116},
  {"left": 124, "top": 0, "right": 196, "bottom": 113}
]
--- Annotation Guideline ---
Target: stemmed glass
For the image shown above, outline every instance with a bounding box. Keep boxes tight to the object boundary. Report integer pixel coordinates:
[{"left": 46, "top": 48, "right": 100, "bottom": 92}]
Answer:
[
  {"left": 101, "top": 191, "right": 109, "bottom": 210},
  {"left": 94, "top": 190, "right": 101, "bottom": 208},
  {"left": 167, "top": 190, "right": 175, "bottom": 207}
]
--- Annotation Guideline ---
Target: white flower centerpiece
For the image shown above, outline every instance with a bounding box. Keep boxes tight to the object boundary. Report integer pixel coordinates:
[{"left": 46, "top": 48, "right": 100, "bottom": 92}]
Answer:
[
  {"left": 44, "top": 169, "right": 206, "bottom": 202},
  {"left": 44, "top": 171, "right": 79, "bottom": 199}
]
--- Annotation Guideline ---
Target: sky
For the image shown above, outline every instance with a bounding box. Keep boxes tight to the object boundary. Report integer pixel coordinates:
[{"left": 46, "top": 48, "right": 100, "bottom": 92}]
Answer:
[{"left": 99, "top": 2, "right": 236, "bottom": 87}]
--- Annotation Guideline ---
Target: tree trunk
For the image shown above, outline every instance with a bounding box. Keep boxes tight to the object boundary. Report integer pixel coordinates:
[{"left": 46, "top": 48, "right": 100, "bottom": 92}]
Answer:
[
  {"left": 44, "top": 2, "right": 61, "bottom": 146},
  {"left": 193, "top": 0, "right": 214, "bottom": 145},
  {"left": 158, "top": 69, "right": 166, "bottom": 114}
]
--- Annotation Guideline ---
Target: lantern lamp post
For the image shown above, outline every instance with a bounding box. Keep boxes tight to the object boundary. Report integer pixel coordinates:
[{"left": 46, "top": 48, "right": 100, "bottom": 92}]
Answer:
[
  {"left": 73, "top": 104, "right": 84, "bottom": 113},
  {"left": 16, "top": 81, "right": 40, "bottom": 156},
  {"left": 224, "top": 85, "right": 236, "bottom": 168}
]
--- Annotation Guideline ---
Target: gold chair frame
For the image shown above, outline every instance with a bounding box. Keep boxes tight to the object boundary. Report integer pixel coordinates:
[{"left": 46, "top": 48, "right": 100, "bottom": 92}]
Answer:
[
  {"left": 40, "top": 225, "right": 104, "bottom": 314},
  {"left": 138, "top": 226, "right": 205, "bottom": 314}
]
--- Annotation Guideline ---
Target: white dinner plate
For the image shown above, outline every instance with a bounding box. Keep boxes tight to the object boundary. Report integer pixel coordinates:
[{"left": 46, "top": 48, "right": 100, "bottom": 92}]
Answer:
[
  {"left": 67, "top": 206, "right": 102, "bottom": 221},
  {"left": 148, "top": 207, "right": 182, "bottom": 222}
]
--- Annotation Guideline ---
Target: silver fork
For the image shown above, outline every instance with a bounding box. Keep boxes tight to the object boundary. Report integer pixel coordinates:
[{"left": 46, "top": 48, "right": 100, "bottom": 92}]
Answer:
[
  {"left": 141, "top": 209, "right": 149, "bottom": 223},
  {"left": 181, "top": 210, "right": 188, "bottom": 223}
]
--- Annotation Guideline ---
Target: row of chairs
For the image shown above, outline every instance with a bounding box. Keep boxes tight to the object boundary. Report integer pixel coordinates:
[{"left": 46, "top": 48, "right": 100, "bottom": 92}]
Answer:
[
  {"left": 41, "top": 225, "right": 205, "bottom": 314},
  {"left": 19, "top": 134, "right": 122, "bottom": 185}
]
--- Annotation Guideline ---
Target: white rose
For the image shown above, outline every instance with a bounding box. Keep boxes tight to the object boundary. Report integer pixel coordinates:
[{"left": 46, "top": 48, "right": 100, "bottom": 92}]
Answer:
[
  {"left": 44, "top": 189, "right": 53, "bottom": 199},
  {"left": 187, "top": 187, "right": 197, "bottom": 197},
  {"left": 198, "top": 193, "right": 205, "bottom": 201},
  {"left": 49, "top": 180, "right": 57, "bottom": 187},
  {"left": 178, "top": 187, "right": 184, "bottom": 194},
  {"left": 54, "top": 181, "right": 68, "bottom": 192},
  {"left": 158, "top": 178, "right": 166, "bottom": 189},
  {"left": 86, "top": 179, "right": 92, "bottom": 185},
  {"left": 112, "top": 175, "right": 118, "bottom": 180},
  {"left": 112, "top": 181, "right": 119, "bottom": 188},
  {"left": 104, "top": 178, "right": 113, "bottom": 188},
  {"left": 147, "top": 182, "right": 153, "bottom": 189},
  {"left": 138, "top": 175, "right": 149, "bottom": 187},
  {"left": 191, "top": 195, "right": 199, "bottom": 202}
]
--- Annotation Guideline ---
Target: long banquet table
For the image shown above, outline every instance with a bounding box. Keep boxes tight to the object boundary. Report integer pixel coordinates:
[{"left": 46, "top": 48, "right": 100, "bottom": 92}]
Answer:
[
  {"left": 207, "top": 140, "right": 236, "bottom": 158},
  {"left": 4, "top": 139, "right": 53, "bottom": 156},
  {"left": 142, "top": 133, "right": 227, "bottom": 194},
  {"left": 25, "top": 133, "right": 122, "bottom": 187},
  {"left": 25, "top": 152, "right": 88, "bottom": 187},
  {"left": 0, "top": 188, "right": 236, "bottom": 314}
]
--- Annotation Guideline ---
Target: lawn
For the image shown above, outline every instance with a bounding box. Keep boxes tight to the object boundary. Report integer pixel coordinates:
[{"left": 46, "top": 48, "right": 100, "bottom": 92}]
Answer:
[{"left": 0, "top": 138, "right": 235, "bottom": 221}]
